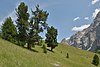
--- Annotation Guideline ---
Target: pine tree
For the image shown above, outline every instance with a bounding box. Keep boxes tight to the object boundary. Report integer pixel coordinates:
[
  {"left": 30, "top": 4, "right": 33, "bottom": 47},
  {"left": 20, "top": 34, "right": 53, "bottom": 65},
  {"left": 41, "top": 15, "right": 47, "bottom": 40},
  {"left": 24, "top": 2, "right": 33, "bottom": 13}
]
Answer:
[
  {"left": 28, "top": 5, "right": 49, "bottom": 48},
  {"left": 16, "top": 2, "right": 29, "bottom": 46},
  {"left": 45, "top": 26, "right": 58, "bottom": 51},
  {"left": 92, "top": 54, "right": 99, "bottom": 66},
  {"left": 2, "top": 17, "right": 17, "bottom": 44}
]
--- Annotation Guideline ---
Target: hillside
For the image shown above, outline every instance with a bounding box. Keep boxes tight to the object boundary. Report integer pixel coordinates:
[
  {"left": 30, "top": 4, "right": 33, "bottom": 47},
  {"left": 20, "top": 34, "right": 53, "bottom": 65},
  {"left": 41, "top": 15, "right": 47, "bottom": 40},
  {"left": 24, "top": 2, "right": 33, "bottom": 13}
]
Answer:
[{"left": 0, "top": 38, "right": 99, "bottom": 67}]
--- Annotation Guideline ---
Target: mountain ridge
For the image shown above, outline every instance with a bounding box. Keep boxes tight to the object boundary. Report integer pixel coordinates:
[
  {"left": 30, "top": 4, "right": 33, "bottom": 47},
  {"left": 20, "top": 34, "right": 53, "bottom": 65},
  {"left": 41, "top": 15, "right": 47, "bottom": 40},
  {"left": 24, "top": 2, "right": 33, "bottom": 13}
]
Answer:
[{"left": 61, "top": 11, "right": 100, "bottom": 52}]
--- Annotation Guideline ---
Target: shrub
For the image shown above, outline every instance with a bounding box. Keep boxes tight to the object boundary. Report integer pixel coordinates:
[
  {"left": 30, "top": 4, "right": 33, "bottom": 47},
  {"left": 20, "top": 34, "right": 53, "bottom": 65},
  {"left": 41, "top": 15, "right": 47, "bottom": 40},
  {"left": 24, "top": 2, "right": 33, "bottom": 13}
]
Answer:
[
  {"left": 66, "top": 53, "right": 69, "bottom": 58},
  {"left": 92, "top": 54, "right": 99, "bottom": 66},
  {"left": 43, "top": 45, "right": 47, "bottom": 53},
  {"left": 96, "top": 50, "right": 100, "bottom": 54}
]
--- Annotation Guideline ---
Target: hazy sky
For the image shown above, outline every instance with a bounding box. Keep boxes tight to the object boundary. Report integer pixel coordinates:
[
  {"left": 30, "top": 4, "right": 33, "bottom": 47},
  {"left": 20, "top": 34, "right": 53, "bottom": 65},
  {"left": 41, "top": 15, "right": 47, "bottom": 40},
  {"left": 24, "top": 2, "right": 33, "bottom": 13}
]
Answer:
[{"left": 0, "top": 0, "right": 100, "bottom": 42}]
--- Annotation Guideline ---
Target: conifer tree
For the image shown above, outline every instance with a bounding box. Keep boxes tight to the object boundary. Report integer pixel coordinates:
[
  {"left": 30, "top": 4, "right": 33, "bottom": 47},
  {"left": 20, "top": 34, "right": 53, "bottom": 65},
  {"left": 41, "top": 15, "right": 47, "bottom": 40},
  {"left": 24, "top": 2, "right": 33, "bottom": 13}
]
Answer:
[
  {"left": 45, "top": 26, "right": 58, "bottom": 51},
  {"left": 2, "top": 17, "right": 17, "bottom": 44},
  {"left": 16, "top": 2, "right": 29, "bottom": 46},
  {"left": 28, "top": 5, "right": 49, "bottom": 48}
]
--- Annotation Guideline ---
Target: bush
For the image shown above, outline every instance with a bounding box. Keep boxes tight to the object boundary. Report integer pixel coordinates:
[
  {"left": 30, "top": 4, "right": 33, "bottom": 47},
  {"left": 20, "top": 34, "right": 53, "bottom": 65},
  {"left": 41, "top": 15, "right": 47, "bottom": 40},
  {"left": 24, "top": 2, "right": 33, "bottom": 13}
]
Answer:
[
  {"left": 96, "top": 50, "right": 100, "bottom": 54},
  {"left": 66, "top": 53, "right": 69, "bottom": 58},
  {"left": 43, "top": 45, "right": 47, "bottom": 53},
  {"left": 92, "top": 54, "right": 99, "bottom": 66}
]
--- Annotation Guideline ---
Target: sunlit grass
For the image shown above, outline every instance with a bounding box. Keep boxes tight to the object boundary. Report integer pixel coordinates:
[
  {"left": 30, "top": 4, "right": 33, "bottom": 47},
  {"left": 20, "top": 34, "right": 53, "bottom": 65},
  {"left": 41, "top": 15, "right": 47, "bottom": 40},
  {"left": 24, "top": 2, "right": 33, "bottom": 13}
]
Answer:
[{"left": 0, "top": 38, "right": 99, "bottom": 67}]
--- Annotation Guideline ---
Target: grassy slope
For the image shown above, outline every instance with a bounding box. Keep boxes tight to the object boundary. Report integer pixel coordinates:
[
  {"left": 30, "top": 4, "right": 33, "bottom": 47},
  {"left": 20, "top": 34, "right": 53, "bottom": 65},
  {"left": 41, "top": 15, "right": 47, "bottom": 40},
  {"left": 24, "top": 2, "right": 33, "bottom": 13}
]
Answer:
[{"left": 0, "top": 38, "right": 99, "bottom": 67}]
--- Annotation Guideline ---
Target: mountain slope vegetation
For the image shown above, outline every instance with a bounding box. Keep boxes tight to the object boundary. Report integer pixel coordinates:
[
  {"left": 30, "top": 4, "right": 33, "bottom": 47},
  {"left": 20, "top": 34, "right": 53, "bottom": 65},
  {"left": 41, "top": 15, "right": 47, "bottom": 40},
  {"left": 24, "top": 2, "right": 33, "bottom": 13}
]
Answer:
[{"left": 0, "top": 38, "right": 99, "bottom": 67}]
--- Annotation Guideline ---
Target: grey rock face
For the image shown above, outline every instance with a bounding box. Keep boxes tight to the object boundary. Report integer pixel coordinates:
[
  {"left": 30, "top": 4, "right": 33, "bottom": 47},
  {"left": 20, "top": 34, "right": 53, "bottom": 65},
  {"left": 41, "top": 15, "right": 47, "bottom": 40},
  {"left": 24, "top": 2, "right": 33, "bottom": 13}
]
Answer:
[{"left": 61, "top": 12, "right": 100, "bottom": 52}]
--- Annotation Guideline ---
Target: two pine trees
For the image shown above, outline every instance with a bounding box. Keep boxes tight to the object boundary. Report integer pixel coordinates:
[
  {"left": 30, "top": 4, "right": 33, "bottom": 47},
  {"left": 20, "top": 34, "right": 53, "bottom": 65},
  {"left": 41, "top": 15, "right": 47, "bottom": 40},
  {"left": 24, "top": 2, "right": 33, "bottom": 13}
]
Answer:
[{"left": 1, "top": 2, "right": 58, "bottom": 51}]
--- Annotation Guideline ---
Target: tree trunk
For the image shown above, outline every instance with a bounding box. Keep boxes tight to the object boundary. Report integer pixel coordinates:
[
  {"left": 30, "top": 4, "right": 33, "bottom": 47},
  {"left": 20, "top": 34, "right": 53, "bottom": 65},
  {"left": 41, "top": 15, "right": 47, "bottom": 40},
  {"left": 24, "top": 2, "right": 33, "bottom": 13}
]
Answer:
[{"left": 51, "top": 46, "right": 53, "bottom": 51}]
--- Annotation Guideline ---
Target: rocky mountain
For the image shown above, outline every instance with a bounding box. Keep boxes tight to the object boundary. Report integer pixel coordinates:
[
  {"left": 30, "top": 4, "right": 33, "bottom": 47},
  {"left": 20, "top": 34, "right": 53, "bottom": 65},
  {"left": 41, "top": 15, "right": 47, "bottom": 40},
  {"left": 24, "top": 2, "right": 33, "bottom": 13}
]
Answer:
[{"left": 61, "top": 11, "right": 100, "bottom": 52}]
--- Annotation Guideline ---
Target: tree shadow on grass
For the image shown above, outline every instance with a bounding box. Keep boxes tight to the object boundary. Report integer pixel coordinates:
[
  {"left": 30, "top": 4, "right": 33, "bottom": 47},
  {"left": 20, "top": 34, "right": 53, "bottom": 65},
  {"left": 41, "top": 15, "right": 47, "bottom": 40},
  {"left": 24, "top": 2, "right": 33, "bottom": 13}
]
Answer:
[
  {"left": 41, "top": 46, "right": 55, "bottom": 53},
  {"left": 30, "top": 49, "right": 39, "bottom": 53},
  {"left": 47, "top": 48, "right": 55, "bottom": 53},
  {"left": 23, "top": 47, "right": 39, "bottom": 53}
]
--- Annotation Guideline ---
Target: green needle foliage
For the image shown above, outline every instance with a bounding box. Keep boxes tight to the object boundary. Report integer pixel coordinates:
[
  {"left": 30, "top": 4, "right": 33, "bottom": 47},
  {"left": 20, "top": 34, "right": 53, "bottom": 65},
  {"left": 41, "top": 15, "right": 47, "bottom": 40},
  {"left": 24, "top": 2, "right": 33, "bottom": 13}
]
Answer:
[
  {"left": 45, "top": 26, "right": 58, "bottom": 51},
  {"left": 28, "top": 5, "right": 49, "bottom": 49},
  {"left": 1, "top": 2, "right": 58, "bottom": 52},
  {"left": 2, "top": 17, "right": 17, "bottom": 44},
  {"left": 16, "top": 2, "right": 29, "bottom": 47},
  {"left": 92, "top": 54, "right": 99, "bottom": 66}
]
